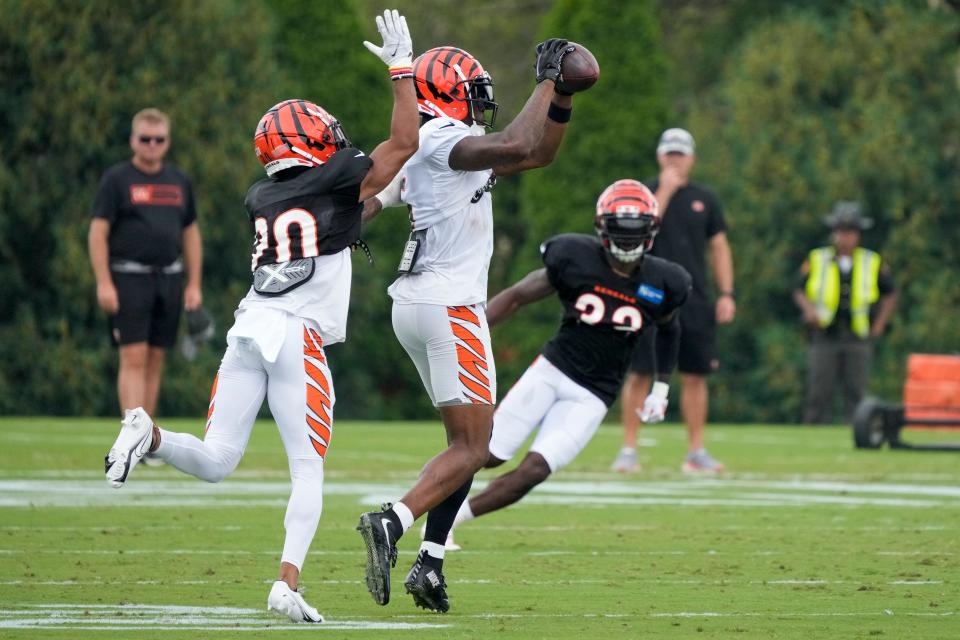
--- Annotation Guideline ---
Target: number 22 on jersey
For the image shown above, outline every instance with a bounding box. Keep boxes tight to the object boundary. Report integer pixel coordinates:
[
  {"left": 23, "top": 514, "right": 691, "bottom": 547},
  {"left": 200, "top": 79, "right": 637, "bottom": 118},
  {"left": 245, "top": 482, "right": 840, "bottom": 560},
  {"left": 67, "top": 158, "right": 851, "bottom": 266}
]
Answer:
[
  {"left": 575, "top": 292, "right": 643, "bottom": 332},
  {"left": 251, "top": 208, "right": 319, "bottom": 270}
]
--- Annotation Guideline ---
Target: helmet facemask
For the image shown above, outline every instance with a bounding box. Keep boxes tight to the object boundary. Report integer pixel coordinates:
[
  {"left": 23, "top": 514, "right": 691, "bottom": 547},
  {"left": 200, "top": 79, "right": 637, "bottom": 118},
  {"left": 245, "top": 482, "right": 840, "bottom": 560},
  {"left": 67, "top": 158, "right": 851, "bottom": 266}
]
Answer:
[
  {"left": 597, "top": 213, "right": 658, "bottom": 264},
  {"left": 464, "top": 72, "right": 498, "bottom": 128}
]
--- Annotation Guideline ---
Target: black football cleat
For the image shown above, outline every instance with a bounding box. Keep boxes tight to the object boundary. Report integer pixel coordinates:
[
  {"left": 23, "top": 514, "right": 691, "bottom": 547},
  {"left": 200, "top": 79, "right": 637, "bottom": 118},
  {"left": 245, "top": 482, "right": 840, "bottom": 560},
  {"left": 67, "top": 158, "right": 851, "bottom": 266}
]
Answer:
[
  {"left": 357, "top": 504, "right": 399, "bottom": 605},
  {"left": 404, "top": 550, "right": 449, "bottom": 613}
]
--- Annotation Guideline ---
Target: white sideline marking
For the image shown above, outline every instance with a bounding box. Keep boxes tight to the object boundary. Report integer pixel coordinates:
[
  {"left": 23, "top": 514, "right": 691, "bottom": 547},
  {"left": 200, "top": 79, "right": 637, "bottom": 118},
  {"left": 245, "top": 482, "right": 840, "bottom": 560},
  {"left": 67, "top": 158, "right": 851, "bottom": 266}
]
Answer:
[
  {"left": 0, "top": 604, "right": 448, "bottom": 631},
  {"left": 3, "top": 478, "right": 959, "bottom": 508},
  {"left": 647, "top": 611, "right": 957, "bottom": 618}
]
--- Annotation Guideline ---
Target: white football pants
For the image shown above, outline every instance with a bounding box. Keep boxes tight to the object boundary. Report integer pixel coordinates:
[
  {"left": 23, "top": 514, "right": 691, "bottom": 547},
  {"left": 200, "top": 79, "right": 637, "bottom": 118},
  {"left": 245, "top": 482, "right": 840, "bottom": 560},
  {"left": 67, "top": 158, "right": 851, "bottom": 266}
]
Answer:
[
  {"left": 154, "top": 312, "right": 334, "bottom": 570},
  {"left": 392, "top": 302, "right": 497, "bottom": 406},
  {"left": 490, "top": 355, "right": 607, "bottom": 472}
]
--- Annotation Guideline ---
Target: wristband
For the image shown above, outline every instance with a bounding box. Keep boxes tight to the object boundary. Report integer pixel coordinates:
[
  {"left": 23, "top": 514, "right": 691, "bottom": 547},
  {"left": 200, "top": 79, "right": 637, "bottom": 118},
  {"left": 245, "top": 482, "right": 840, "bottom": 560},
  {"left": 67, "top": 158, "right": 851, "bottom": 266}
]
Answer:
[
  {"left": 719, "top": 290, "right": 735, "bottom": 299},
  {"left": 389, "top": 65, "right": 413, "bottom": 81},
  {"left": 547, "top": 102, "right": 572, "bottom": 124}
]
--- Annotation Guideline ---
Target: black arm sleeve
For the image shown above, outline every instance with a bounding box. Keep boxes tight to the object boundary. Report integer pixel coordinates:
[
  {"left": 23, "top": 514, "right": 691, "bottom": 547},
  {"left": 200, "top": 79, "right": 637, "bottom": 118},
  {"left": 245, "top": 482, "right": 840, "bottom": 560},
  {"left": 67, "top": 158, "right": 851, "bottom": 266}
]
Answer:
[{"left": 653, "top": 312, "right": 682, "bottom": 380}]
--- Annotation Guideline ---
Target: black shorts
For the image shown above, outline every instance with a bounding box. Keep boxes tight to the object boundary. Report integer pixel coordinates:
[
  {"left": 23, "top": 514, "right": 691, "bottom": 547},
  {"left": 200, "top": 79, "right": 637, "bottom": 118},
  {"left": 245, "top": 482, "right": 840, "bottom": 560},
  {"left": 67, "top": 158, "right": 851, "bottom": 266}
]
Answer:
[
  {"left": 109, "top": 271, "right": 184, "bottom": 348},
  {"left": 630, "top": 299, "right": 717, "bottom": 375}
]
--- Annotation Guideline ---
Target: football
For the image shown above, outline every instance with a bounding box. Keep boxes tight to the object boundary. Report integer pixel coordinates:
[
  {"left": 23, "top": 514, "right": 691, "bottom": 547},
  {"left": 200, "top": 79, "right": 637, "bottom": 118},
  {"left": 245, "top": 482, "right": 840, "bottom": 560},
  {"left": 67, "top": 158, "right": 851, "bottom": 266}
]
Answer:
[{"left": 556, "top": 42, "right": 599, "bottom": 94}]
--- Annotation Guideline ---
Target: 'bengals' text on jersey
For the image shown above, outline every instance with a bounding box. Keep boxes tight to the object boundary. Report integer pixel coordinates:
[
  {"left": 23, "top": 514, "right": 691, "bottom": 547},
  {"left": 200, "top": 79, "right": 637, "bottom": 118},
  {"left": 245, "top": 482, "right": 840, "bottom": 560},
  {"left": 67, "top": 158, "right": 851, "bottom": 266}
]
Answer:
[{"left": 539, "top": 234, "right": 692, "bottom": 406}]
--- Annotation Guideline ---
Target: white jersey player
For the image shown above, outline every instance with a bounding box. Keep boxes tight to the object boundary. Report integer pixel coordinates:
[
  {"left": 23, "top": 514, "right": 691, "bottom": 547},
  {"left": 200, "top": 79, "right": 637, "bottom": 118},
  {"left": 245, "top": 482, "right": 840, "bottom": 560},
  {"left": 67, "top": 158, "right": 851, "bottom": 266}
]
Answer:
[
  {"left": 104, "top": 10, "right": 419, "bottom": 623},
  {"left": 357, "top": 40, "right": 582, "bottom": 613}
]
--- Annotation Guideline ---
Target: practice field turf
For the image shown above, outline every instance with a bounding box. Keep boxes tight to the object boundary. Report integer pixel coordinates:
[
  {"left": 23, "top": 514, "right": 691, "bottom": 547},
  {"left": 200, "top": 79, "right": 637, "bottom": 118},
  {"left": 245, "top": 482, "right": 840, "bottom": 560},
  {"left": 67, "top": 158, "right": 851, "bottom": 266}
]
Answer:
[{"left": 1, "top": 418, "right": 958, "bottom": 639}]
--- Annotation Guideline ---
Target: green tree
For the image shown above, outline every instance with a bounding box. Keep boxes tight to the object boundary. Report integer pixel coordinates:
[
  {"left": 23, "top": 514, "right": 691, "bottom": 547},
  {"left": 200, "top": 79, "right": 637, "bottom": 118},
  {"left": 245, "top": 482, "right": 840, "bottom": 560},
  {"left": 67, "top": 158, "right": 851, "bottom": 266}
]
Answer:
[
  {"left": 0, "top": 0, "right": 281, "bottom": 415},
  {"left": 687, "top": 1, "right": 960, "bottom": 422}
]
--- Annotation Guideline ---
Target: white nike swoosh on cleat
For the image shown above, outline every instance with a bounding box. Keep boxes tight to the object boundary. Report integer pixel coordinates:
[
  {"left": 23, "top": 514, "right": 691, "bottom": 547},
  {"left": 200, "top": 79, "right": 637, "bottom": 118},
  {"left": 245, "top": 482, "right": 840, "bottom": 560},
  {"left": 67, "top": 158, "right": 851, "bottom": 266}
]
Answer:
[{"left": 380, "top": 519, "right": 392, "bottom": 545}]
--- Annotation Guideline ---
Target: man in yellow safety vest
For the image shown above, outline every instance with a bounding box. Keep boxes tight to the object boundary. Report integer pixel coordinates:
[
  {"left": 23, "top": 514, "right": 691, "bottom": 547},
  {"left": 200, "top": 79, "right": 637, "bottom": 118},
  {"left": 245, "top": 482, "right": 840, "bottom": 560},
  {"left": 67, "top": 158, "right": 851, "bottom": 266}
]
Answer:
[{"left": 793, "top": 201, "right": 898, "bottom": 424}]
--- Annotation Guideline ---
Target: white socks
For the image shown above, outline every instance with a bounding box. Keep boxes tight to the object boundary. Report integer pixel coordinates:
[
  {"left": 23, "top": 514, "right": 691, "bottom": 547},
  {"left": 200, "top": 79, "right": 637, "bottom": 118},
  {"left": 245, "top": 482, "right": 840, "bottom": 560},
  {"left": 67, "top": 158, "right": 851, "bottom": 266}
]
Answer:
[
  {"left": 393, "top": 501, "right": 415, "bottom": 533},
  {"left": 420, "top": 540, "right": 445, "bottom": 560},
  {"left": 452, "top": 499, "right": 475, "bottom": 528}
]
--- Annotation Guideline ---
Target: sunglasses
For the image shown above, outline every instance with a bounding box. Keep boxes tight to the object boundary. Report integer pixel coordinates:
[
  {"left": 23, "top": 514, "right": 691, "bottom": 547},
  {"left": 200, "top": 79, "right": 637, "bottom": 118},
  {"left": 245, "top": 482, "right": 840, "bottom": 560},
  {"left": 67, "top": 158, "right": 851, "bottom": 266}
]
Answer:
[{"left": 138, "top": 135, "right": 167, "bottom": 144}]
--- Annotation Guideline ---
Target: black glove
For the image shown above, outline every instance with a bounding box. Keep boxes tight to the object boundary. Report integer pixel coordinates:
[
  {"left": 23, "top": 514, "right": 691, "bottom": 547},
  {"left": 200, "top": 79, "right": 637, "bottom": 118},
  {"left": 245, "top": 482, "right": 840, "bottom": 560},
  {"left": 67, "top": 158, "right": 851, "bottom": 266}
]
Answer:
[{"left": 534, "top": 38, "right": 573, "bottom": 84}]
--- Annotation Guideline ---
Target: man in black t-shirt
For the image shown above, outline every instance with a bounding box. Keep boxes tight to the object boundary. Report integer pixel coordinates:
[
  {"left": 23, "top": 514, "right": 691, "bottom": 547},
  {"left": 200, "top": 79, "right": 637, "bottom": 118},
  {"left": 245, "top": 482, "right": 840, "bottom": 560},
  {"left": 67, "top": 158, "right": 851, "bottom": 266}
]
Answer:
[
  {"left": 793, "top": 202, "right": 898, "bottom": 423},
  {"left": 89, "top": 107, "right": 203, "bottom": 419},
  {"left": 612, "top": 128, "right": 735, "bottom": 474},
  {"left": 439, "top": 180, "right": 691, "bottom": 546}
]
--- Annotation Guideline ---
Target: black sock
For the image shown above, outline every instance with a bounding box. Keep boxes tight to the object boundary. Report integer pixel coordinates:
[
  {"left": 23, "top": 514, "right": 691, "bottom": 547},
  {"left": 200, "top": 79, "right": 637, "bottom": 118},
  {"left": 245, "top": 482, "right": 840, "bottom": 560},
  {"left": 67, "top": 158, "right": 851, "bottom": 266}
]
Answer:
[{"left": 424, "top": 476, "right": 473, "bottom": 546}]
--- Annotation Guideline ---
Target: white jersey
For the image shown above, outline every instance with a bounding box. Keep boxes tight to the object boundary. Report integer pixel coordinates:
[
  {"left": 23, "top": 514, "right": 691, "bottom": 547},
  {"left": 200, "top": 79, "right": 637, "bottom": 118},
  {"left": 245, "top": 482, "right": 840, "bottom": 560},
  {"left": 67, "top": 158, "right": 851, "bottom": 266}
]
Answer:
[
  {"left": 229, "top": 249, "right": 352, "bottom": 361},
  {"left": 387, "top": 117, "right": 494, "bottom": 306}
]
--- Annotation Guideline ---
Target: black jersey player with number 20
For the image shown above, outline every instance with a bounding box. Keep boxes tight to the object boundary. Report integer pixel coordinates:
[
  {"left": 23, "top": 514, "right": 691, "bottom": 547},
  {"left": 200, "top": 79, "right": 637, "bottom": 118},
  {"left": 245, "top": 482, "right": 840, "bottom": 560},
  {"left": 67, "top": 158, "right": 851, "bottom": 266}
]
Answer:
[{"left": 443, "top": 179, "right": 691, "bottom": 537}]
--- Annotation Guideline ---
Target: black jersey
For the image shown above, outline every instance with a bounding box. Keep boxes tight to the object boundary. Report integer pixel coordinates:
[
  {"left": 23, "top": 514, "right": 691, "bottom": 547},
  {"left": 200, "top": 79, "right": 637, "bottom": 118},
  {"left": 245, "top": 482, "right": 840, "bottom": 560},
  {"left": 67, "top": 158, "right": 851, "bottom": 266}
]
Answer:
[
  {"left": 539, "top": 234, "right": 691, "bottom": 405},
  {"left": 91, "top": 161, "right": 197, "bottom": 266},
  {"left": 244, "top": 148, "right": 373, "bottom": 270},
  {"left": 644, "top": 179, "right": 726, "bottom": 303}
]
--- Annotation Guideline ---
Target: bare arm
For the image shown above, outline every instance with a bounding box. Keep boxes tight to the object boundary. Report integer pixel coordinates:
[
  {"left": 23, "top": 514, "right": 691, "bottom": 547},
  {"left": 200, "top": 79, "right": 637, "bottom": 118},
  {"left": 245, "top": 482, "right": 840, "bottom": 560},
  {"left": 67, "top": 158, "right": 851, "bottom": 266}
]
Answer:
[
  {"left": 448, "top": 81, "right": 557, "bottom": 172},
  {"left": 359, "top": 78, "right": 418, "bottom": 202},
  {"left": 88, "top": 218, "right": 118, "bottom": 314},
  {"left": 792, "top": 288, "right": 820, "bottom": 327},
  {"left": 182, "top": 222, "right": 202, "bottom": 310},
  {"left": 870, "top": 288, "right": 899, "bottom": 338},
  {"left": 486, "top": 267, "right": 556, "bottom": 327},
  {"left": 361, "top": 198, "right": 383, "bottom": 225},
  {"left": 653, "top": 311, "right": 681, "bottom": 383},
  {"left": 709, "top": 231, "right": 736, "bottom": 323},
  {"left": 491, "top": 93, "right": 572, "bottom": 176}
]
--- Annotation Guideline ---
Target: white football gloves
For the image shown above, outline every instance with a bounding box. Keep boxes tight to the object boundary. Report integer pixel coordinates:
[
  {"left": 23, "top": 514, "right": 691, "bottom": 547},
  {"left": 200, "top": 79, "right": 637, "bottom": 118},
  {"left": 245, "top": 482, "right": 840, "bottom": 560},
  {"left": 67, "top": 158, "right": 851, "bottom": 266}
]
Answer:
[
  {"left": 363, "top": 9, "right": 413, "bottom": 68},
  {"left": 373, "top": 171, "right": 405, "bottom": 209},
  {"left": 637, "top": 381, "right": 670, "bottom": 424}
]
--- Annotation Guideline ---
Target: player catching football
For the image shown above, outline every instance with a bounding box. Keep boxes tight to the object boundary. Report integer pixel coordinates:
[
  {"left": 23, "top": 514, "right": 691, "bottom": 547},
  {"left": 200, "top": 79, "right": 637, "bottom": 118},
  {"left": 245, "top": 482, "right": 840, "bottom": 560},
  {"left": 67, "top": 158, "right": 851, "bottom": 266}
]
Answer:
[
  {"left": 357, "top": 40, "right": 588, "bottom": 612},
  {"left": 103, "top": 10, "right": 418, "bottom": 624},
  {"left": 446, "top": 180, "right": 691, "bottom": 541}
]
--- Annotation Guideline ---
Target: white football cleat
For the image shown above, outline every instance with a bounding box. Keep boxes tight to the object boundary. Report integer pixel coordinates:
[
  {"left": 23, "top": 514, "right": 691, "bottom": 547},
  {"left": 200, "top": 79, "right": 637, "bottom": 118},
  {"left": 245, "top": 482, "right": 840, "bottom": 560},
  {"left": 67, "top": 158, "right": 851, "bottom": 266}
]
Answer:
[
  {"left": 267, "top": 580, "right": 324, "bottom": 623},
  {"left": 419, "top": 522, "right": 461, "bottom": 551},
  {"left": 104, "top": 408, "right": 155, "bottom": 488}
]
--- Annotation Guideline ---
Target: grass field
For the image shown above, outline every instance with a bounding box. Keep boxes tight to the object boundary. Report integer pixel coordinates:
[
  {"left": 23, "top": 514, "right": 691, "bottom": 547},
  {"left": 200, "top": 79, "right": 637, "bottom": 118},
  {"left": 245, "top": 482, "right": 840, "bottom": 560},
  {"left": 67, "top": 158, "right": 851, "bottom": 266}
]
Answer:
[{"left": 1, "top": 417, "right": 958, "bottom": 639}]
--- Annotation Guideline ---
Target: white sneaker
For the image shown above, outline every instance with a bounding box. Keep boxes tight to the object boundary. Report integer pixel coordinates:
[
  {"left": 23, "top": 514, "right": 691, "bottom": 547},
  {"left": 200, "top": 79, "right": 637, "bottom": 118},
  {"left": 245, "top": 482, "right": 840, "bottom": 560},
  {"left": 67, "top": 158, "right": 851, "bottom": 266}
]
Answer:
[
  {"left": 104, "top": 408, "right": 155, "bottom": 488},
  {"left": 681, "top": 448, "right": 725, "bottom": 474},
  {"left": 419, "top": 522, "right": 461, "bottom": 551},
  {"left": 267, "top": 580, "right": 324, "bottom": 623},
  {"left": 610, "top": 447, "right": 641, "bottom": 473}
]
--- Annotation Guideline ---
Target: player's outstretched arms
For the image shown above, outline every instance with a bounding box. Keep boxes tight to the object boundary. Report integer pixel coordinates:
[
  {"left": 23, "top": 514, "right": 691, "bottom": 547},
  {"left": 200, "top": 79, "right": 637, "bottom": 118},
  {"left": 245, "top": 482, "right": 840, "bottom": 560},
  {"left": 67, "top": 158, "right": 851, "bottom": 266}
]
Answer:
[
  {"left": 486, "top": 267, "right": 555, "bottom": 327},
  {"left": 449, "top": 39, "right": 573, "bottom": 173},
  {"left": 359, "top": 9, "right": 418, "bottom": 202}
]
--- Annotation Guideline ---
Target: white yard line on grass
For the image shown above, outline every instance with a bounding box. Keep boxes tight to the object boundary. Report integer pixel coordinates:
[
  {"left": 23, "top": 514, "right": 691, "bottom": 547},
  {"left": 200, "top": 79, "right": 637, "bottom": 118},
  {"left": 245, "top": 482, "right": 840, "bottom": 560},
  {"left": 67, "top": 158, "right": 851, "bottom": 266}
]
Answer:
[
  {"left": 3, "top": 478, "right": 959, "bottom": 509},
  {"left": 0, "top": 604, "right": 448, "bottom": 631},
  {"left": 1, "top": 604, "right": 953, "bottom": 630}
]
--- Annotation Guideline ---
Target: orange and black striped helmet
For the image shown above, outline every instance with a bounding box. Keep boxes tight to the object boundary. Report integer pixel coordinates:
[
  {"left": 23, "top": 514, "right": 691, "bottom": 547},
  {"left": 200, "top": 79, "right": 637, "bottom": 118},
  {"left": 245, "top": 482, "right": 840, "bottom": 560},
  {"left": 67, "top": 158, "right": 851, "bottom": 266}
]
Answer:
[
  {"left": 254, "top": 99, "right": 351, "bottom": 176},
  {"left": 595, "top": 180, "right": 661, "bottom": 263},
  {"left": 413, "top": 47, "right": 498, "bottom": 128}
]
